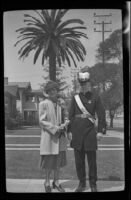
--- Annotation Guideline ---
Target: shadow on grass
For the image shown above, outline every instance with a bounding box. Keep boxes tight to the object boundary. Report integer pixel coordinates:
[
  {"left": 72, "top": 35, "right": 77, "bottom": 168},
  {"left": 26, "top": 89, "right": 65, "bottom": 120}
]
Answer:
[
  {"left": 107, "top": 175, "right": 121, "bottom": 181},
  {"left": 107, "top": 127, "right": 124, "bottom": 132}
]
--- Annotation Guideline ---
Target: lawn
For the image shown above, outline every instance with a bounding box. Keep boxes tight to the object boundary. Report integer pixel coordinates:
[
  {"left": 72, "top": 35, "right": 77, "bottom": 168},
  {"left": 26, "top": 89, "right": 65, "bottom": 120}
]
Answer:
[
  {"left": 5, "top": 128, "right": 41, "bottom": 135},
  {"left": 5, "top": 149, "right": 124, "bottom": 181},
  {"left": 5, "top": 124, "right": 125, "bottom": 181},
  {"left": 5, "top": 136, "right": 123, "bottom": 145}
]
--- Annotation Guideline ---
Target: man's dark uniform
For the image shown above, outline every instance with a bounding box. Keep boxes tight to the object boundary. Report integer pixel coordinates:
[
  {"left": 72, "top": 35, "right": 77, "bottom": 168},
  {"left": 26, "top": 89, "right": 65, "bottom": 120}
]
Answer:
[{"left": 68, "top": 81, "right": 106, "bottom": 191}]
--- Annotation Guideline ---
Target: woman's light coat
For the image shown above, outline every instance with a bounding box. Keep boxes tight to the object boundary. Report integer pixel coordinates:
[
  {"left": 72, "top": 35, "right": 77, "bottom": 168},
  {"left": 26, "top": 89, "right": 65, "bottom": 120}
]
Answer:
[{"left": 39, "top": 99, "right": 67, "bottom": 155}]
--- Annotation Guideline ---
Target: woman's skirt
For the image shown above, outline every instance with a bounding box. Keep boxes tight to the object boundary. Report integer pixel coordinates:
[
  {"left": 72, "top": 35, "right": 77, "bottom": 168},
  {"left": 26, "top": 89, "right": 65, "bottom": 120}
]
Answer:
[{"left": 40, "top": 151, "right": 67, "bottom": 170}]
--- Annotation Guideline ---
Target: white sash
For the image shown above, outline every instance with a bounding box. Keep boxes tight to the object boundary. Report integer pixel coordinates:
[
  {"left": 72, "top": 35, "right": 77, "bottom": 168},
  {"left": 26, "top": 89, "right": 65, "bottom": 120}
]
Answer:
[{"left": 74, "top": 94, "right": 95, "bottom": 124}]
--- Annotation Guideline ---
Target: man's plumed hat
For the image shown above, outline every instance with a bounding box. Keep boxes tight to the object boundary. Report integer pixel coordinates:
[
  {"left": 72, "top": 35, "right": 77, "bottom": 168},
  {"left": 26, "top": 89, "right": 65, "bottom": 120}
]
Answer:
[
  {"left": 44, "top": 80, "right": 59, "bottom": 93},
  {"left": 78, "top": 67, "right": 90, "bottom": 83}
]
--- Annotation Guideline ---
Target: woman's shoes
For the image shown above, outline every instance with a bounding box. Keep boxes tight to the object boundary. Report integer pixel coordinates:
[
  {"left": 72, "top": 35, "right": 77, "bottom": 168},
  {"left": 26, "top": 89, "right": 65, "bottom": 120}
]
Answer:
[
  {"left": 52, "top": 181, "right": 65, "bottom": 192},
  {"left": 44, "top": 182, "right": 52, "bottom": 193}
]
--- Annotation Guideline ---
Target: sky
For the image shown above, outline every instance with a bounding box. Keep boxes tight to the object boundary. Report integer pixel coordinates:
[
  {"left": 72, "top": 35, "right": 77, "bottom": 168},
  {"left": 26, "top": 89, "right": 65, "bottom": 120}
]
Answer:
[{"left": 3, "top": 9, "right": 122, "bottom": 90}]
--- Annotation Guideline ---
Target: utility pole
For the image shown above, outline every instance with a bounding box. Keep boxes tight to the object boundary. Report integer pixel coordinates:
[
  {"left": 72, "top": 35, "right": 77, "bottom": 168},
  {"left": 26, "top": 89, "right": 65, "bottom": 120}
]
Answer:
[
  {"left": 94, "top": 13, "right": 112, "bottom": 66},
  {"left": 94, "top": 13, "right": 112, "bottom": 92}
]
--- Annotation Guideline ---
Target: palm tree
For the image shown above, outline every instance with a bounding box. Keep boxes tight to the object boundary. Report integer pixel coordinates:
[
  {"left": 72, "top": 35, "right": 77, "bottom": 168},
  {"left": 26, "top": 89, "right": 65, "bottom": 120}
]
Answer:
[{"left": 14, "top": 9, "right": 88, "bottom": 81}]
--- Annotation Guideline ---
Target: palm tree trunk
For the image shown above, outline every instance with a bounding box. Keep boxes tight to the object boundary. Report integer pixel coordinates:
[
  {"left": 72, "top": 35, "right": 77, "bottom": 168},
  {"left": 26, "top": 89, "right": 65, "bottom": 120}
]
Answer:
[{"left": 49, "top": 48, "right": 56, "bottom": 82}]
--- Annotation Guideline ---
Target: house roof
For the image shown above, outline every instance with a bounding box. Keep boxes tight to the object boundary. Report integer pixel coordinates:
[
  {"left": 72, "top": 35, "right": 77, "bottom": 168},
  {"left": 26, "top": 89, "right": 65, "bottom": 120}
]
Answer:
[
  {"left": 4, "top": 85, "right": 18, "bottom": 97},
  {"left": 8, "top": 82, "right": 31, "bottom": 89},
  {"left": 28, "top": 89, "right": 43, "bottom": 95}
]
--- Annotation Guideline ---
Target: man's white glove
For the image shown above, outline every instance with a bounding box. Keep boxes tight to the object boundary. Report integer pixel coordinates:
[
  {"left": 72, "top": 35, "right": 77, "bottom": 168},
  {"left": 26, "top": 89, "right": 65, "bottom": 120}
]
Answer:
[
  {"left": 97, "top": 132, "right": 103, "bottom": 141},
  {"left": 60, "top": 119, "right": 70, "bottom": 130},
  {"left": 67, "top": 132, "right": 72, "bottom": 141}
]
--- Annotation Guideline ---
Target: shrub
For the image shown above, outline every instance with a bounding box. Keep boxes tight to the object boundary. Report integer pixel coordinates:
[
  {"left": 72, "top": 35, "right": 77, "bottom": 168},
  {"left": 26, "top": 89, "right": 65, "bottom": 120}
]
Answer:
[
  {"left": 5, "top": 111, "right": 24, "bottom": 130},
  {"left": 5, "top": 116, "right": 18, "bottom": 130}
]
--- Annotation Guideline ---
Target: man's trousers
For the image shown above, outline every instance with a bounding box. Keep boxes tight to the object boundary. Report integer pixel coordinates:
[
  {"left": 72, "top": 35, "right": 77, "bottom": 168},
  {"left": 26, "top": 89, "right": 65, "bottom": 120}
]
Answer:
[{"left": 74, "top": 147, "right": 97, "bottom": 187}]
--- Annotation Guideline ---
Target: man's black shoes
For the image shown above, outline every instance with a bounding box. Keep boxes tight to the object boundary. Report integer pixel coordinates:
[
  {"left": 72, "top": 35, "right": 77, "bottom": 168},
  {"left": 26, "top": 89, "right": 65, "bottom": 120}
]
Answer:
[
  {"left": 75, "top": 182, "right": 86, "bottom": 192},
  {"left": 91, "top": 186, "right": 97, "bottom": 192},
  {"left": 75, "top": 182, "right": 97, "bottom": 192}
]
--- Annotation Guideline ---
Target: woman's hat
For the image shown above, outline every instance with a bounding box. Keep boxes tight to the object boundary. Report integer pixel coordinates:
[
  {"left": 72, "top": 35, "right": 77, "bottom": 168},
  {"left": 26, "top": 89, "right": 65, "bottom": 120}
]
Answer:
[{"left": 44, "top": 80, "right": 59, "bottom": 93}]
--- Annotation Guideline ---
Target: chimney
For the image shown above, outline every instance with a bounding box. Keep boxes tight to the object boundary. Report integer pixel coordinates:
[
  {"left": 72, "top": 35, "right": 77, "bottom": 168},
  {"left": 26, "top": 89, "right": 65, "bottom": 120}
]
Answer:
[{"left": 4, "top": 77, "right": 8, "bottom": 85}]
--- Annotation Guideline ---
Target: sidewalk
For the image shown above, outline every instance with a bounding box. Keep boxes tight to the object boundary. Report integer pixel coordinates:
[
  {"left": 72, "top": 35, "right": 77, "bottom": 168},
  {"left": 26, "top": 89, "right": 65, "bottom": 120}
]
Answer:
[
  {"left": 103, "top": 130, "right": 124, "bottom": 139},
  {"left": 6, "top": 179, "right": 124, "bottom": 192}
]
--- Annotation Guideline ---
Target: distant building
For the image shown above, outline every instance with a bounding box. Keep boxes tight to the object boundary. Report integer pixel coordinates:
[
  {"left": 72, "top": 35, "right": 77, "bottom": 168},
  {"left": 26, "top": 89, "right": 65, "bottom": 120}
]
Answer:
[
  {"left": 4, "top": 77, "right": 43, "bottom": 125},
  {"left": 4, "top": 83, "right": 18, "bottom": 118}
]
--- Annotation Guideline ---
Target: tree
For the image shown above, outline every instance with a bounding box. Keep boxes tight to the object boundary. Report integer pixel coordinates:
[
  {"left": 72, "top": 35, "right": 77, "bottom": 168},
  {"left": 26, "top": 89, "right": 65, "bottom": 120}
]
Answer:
[
  {"left": 96, "top": 29, "right": 122, "bottom": 63},
  {"left": 14, "top": 9, "right": 88, "bottom": 81},
  {"left": 40, "top": 64, "right": 68, "bottom": 93},
  {"left": 92, "top": 28, "right": 123, "bottom": 127},
  {"left": 102, "top": 73, "right": 123, "bottom": 128},
  {"left": 86, "top": 63, "right": 118, "bottom": 92},
  {"left": 87, "top": 62, "right": 123, "bottom": 127}
]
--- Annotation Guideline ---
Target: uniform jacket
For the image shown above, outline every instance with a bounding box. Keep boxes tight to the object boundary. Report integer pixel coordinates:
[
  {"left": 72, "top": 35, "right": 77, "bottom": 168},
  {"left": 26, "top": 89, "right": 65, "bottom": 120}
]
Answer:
[
  {"left": 39, "top": 98, "right": 67, "bottom": 155},
  {"left": 68, "top": 91, "right": 106, "bottom": 150}
]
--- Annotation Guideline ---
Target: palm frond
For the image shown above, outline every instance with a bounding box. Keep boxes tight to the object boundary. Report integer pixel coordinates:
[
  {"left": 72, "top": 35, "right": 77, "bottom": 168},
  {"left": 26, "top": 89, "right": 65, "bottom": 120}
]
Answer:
[
  {"left": 58, "top": 9, "right": 69, "bottom": 19},
  {"left": 66, "top": 48, "right": 77, "bottom": 67},
  {"left": 33, "top": 46, "right": 42, "bottom": 64},
  {"left": 62, "top": 49, "right": 71, "bottom": 66},
  {"left": 58, "top": 27, "right": 87, "bottom": 36},
  {"left": 66, "top": 38, "right": 86, "bottom": 56},
  {"left": 53, "top": 9, "right": 68, "bottom": 27},
  {"left": 67, "top": 40, "right": 85, "bottom": 61},
  {"left": 14, "top": 36, "right": 34, "bottom": 47},
  {"left": 16, "top": 27, "right": 43, "bottom": 36},
  {"left": 51, "top": 10, "right": 57, "bottom": 25},
  {"left": 17, "top": 33, "right": 37, "bottom": 39},
  {"left": 24, "top": 14, "right": 44, "bottom": 27},
  {"left": 33, "top": 10, "right": 46, "bottom": 24},
  {"left": 66, "top": 42, "right": 81, "bottom": 61},
  {"left": 17, "top": 39, "right": 34, "bottom": 54},
  {"left": 41, "top": 10, "right": 51, "bottom": 28},
  {"left": 23, "top": 19, "right": 49, "bottom": 33},
  {"left": 72, "top": 39, "right": 86, "bottom": 55},
  {"left": 59, "top": 47, "right": 66, "bottom": 63},
  {"left": 66, "top": 41, "right": 81, "bottom": 61},
  {"left": 41, "top": 49, "right": 45, "bottom": 66},
  {"left": 19, "top": 44, "right": 32, "bottom": 59},
  {"left": 56, "top": 19, "right": 84, "bottom": 33}
]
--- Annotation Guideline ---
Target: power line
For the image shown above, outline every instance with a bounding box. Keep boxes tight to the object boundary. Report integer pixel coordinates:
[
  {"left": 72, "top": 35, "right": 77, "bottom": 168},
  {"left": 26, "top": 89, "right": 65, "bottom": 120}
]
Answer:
[
  {"left": 94, "top": 12, "right": 112, "bottom": 66},
  {"left": 94, "top": 12, "right": 112, "bottom": 92}
]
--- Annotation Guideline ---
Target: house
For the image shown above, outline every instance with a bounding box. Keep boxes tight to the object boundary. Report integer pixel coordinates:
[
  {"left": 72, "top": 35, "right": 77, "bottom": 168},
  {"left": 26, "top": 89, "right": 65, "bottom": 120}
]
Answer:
[
  {"left": 4, "top": 77, "right": 43, "bottom": 125},
  {"left": 22, "top": 89, "right": 43, "bottom": 125},
  {"left": 4, "top": 85, "right": 18, "bottom": 118}
]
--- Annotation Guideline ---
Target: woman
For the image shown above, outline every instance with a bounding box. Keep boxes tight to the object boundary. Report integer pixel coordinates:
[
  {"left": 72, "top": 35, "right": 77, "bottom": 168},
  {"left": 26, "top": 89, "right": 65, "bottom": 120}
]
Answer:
[{"left": 39, "top": 80, "right": 68, "bottom": 193}]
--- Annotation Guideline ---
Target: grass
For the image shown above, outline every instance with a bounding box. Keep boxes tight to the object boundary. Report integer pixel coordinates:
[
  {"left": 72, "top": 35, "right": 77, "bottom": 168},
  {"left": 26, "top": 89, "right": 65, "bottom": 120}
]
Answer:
[
  {"left": 5, "top": 149, "right": 124, "bottom": 181},
  {"left": 5, "top": 128, "right": 41, "bottom": 135},
  {"left": 5, "top": 137, "right": 40, "bottom": 144},
  {"left": 5, "top": 136, "right": 123, "bottom": 145},
  {"left": 5, "top": 121, "right": 124, "bottom": 181}
]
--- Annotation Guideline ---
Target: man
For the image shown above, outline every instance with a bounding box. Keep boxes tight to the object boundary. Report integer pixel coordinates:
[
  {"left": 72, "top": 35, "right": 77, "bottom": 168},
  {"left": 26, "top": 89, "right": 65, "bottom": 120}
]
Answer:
[{"left": 67, "top": 68, "right": 106, "bottom": 192}]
